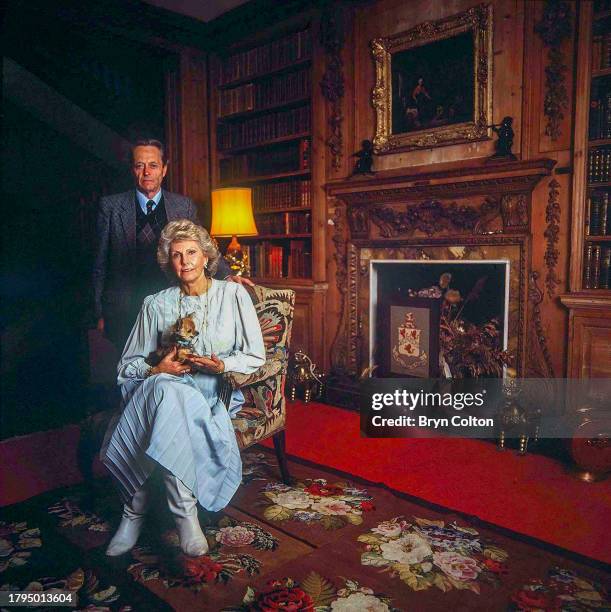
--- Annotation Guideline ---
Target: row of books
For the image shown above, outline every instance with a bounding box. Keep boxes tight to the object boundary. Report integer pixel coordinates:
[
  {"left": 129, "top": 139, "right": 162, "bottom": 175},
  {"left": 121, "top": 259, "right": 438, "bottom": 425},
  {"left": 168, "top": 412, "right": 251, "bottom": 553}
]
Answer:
[
  {"left": 592, "top": 29, "right": 611, "bottom": 71},
  {"left": 586, "top": 192, "right": 611, "bottom": 235},
  {"left": 217, "top": 105, "right": 310, "bottom": 150},
  {"left": 218, "top": 30, "right": 311, "bottom": 86},
  {"left": 245, "top": 240, "right": 312, "bottom": 279},
  {"left": 589, "top": 79, "right": 611, "bottom": 139},
  {"left": 255, "top": 211, "right": 311, "bottom": 235},
  {"left": 252, "top": 179, "right": 311, "bottom": 211},
  {"left": 219, "top": 139, "right": 310, "bottom": 181},
  {"left": 217, "top": 68, "right": 310, "bottom": 117},
  {"left": 587, "top": 147, "right": 611, "bottom": 182},
  {"left": 584, "top": 243, "right": 611, "bottom": 289}
]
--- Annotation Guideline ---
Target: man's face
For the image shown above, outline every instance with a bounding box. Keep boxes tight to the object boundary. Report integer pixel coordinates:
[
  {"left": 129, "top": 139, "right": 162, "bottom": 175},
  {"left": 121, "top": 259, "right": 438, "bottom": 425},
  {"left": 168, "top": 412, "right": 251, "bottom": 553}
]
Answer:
[{"left": 132, "top": 145, "right": 168, "bottom": 198}]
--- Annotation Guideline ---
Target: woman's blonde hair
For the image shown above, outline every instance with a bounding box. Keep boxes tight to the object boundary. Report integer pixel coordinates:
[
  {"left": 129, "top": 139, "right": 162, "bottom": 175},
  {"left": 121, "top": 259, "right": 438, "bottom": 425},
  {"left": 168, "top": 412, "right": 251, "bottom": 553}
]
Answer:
[{"left": 157, "top": 219, "right": 220, "bottom": 277}]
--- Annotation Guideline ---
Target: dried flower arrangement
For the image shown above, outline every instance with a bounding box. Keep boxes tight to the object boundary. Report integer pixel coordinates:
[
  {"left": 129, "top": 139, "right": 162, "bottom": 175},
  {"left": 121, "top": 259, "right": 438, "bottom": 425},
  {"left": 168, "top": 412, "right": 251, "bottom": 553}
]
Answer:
[{"left": 409, "top": 273, "right": 511, "bottom": 378}]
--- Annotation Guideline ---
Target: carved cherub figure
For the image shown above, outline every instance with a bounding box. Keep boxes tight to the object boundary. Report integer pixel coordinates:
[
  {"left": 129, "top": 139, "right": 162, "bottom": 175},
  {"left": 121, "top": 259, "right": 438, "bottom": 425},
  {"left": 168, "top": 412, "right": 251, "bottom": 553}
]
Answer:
[
  {"left": 352, "top": 139, "right": 375, "bottom": 174},
  {"left": 490, "top": 116, "right": 516, "bottom": 160}
]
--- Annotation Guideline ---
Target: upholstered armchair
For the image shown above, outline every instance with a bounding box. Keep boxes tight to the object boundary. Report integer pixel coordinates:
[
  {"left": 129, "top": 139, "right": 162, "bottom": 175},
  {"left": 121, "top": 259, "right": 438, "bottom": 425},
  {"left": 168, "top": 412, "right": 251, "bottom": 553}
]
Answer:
[
  {"left": 80, "top": 285, "right": 295, "bottom": 489},
  {"left": 222, "top": 285, "right": 295, "bottom": 484}
]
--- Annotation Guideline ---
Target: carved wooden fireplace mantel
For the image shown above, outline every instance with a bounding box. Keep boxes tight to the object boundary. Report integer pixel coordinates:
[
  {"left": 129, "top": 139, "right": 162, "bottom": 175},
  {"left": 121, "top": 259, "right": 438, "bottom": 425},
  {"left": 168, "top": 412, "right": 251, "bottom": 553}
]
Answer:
[{"left": 324, "top": 157, "right": 556, "bottom": 405}]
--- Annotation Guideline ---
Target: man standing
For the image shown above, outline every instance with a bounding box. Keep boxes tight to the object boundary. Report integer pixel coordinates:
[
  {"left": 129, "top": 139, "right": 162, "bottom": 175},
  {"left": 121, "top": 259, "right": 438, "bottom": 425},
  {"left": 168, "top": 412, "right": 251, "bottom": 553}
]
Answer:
[{"left": 93, "top": 138, "right": 235, "bottom": 349}]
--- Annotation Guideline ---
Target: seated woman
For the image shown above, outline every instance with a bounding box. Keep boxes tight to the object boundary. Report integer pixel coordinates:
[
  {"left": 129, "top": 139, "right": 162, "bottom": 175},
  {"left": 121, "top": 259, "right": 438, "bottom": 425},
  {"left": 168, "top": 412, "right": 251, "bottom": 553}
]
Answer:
[{"left": 100, "top": 219, "right": 265, "bottom": 557}]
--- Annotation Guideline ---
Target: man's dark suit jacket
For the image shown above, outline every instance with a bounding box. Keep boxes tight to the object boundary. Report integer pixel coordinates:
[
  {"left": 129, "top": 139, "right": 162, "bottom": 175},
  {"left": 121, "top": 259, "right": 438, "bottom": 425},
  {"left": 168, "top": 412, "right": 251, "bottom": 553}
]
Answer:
[{"left": 92, "top": 189, "right": 231, "bottom": 347}]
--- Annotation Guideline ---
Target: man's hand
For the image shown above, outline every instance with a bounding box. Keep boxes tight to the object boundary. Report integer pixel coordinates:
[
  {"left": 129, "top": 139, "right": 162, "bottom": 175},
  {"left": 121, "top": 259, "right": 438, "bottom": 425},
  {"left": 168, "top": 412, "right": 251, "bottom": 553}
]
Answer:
[
  {"left": 226, "top": 275, "right": 255, "bottom": 287},
  {"left": 186, "top": 353, "right": 225, "bottom": 374},
  {"left": 97, "top": 317, "right": 105, "bottom": 333}
]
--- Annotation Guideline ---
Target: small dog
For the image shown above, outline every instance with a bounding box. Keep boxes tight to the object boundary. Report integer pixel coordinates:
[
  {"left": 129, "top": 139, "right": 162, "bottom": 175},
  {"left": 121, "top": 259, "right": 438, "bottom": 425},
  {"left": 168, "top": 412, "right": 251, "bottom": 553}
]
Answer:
[{"left": 145, "top": 313, "right": 199, "bottom": 366}]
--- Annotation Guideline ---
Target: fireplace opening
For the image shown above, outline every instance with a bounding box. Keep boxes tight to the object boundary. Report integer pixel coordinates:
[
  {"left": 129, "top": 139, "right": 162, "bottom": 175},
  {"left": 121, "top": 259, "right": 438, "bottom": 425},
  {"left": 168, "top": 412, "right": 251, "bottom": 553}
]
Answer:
[{"left": 370, "top": 260, "right": 510, "bottom": 377}]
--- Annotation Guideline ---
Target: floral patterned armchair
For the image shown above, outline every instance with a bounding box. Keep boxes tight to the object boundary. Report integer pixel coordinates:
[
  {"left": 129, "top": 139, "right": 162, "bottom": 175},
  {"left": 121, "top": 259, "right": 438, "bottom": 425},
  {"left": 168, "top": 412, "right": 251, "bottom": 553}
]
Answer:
[
  {"left": 80, "top": 285, "right": 295, "bottom": 489},
  {"left": 222, "top": 285, "right": 295, "bottom": 484}
]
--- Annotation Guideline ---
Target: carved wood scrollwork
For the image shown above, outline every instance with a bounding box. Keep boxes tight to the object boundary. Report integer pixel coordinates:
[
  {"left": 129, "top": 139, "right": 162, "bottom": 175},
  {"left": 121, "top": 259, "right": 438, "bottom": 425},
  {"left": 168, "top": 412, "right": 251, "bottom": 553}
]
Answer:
[
  {"left": 368, "top": 199, "right": 500, "bottom": 238},
  {"left": 347, "top": 243, "right": 360, "bottom": 373},
  {"left": 544, "top": 179, "right": 561, "bottom": 297},
  {"left": 535, "top": 1, "right": 573, "bottom": 141},
  {"left": 500, "top": 194, "right": 529, "bottom": 229},
  {"left": 347, "top": 205, "right": 369, "bottom": 238},
  {"left": 527, "top": 271, "right": 555, "bottom": 377},
  {"left": 320, "top": 4, "right": 345, "bottom": 169},
  {"left": 330, "top": 202, "right": 349, "bottom": 372}
]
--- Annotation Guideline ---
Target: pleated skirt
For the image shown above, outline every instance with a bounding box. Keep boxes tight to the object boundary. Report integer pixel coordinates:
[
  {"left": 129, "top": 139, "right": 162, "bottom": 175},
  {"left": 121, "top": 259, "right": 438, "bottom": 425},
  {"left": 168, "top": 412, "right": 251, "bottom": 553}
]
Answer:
[{"left": 100, "top": 373, "right": 242, "bottom": 512}]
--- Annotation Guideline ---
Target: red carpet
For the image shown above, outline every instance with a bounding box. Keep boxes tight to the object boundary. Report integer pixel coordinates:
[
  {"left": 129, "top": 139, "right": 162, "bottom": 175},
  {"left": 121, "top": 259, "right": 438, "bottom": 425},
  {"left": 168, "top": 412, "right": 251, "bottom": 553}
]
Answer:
[{"left": 263, "top": 400, "right": 611, "bottom": 564}]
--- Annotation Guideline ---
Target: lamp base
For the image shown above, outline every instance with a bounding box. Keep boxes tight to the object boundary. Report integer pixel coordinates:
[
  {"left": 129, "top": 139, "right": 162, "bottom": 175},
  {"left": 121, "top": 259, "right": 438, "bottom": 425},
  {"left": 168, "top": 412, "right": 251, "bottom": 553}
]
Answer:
[{"left": 225, "top": 235, "right": 250, "bottom": 277}]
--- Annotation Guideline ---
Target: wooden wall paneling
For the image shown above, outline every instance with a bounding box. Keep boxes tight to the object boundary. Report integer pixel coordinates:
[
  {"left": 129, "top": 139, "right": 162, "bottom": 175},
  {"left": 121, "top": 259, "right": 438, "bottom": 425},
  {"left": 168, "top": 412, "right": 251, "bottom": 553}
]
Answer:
[
  {"left": 578, "top": 321, "right": 611, "bottom": 378},
  {"left": 164, "top": 49, "right": 212, "bottom": 218},
  {"left": 564, "top": 297, "right": 611, "bottom": 377},
  {"left": 164, "top": 56, "right": 183, "bottom": 194},
  {"left": 289, "top": 285, "right": 327, "bottom": 369},
  {"left": 321, "top": 5, "right": 355, "bottom": 370},
  {"left": 311, "top": 10, "right": 328, "bottom": 283},
  {"left": 177, "top": 50, "right": 211, "bottom": 217},
  {"left": 495, "top": 0, "right": 525, "bottom": 156}
]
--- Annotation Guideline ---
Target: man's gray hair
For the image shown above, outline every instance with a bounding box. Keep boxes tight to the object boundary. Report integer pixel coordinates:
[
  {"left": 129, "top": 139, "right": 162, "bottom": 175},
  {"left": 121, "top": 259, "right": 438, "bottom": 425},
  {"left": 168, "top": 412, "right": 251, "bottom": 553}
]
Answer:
[
  {"left": 130, "top": 138, "right": 168, "bottom": 164},
  {"left": 157, "top": 219, "right": 220, "bottom": 278}
]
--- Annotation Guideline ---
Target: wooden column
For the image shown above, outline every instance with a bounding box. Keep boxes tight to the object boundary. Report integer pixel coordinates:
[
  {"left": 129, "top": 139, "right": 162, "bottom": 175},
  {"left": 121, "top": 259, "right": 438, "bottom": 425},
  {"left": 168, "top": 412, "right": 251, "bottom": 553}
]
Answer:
[{"left": 164, "top": 49, "right": 212, "bottom": 223}]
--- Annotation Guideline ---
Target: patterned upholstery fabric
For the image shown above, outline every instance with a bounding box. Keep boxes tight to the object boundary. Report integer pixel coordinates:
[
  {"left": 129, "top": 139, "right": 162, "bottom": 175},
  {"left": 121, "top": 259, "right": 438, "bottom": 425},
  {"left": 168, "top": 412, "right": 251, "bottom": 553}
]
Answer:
[{"left": 225, "top": 285, "right": 295, "bottom": 449}]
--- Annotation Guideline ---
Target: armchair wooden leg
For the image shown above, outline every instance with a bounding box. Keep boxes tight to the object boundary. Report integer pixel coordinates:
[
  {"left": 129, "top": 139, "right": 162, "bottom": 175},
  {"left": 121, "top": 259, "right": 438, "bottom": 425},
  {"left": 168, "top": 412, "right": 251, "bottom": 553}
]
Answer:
[{"left": 272, "top": 430, "right": 291, "bottom": 484}]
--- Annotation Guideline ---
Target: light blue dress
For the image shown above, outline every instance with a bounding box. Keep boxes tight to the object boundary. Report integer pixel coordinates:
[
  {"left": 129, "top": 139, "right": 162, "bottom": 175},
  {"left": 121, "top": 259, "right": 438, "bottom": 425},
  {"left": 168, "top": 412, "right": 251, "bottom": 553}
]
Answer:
[{"left": 100, "top": 280, "right": 265, "bottom": 512}]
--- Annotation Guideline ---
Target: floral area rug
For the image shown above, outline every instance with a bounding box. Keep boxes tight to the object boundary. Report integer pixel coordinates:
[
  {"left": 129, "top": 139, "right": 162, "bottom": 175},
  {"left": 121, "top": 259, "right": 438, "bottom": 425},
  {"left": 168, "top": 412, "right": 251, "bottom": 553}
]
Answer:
[{"left": 0, "top": 448, "right": 609, "bottom": 612}]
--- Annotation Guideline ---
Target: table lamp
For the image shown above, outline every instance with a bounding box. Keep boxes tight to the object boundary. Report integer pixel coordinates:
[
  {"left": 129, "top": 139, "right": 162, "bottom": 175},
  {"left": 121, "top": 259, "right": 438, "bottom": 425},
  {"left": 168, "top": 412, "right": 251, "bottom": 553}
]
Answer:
[{"left": 210, "top": 187, "right": 258, "bottom": 276}]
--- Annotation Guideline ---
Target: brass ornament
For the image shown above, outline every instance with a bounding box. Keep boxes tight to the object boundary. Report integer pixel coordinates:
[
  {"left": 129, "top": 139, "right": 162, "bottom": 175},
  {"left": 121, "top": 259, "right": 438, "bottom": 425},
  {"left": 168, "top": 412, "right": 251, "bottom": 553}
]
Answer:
[{"left": 288, "top": 349, "right": 323, "bottom": 403}]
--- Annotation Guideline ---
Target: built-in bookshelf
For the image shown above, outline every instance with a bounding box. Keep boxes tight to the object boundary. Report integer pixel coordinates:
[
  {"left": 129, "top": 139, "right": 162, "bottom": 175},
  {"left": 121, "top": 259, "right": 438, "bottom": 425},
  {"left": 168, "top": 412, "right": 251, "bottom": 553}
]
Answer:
[
  {"left": 562, "top": 0, "right": 611, "bottom": 378},
  {"left": 583, "top": 6, "right": 611, "bottom": 290},
  {"left": 211, "top": 27, "right": 315, "bottom": 282}
]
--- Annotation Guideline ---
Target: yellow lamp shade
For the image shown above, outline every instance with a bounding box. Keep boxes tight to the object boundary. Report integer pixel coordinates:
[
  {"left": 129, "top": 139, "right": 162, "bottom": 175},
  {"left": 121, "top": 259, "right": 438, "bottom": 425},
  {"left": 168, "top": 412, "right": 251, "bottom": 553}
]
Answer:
[{"left": 210, "top": 187, "right": 258, "bottom": 237}]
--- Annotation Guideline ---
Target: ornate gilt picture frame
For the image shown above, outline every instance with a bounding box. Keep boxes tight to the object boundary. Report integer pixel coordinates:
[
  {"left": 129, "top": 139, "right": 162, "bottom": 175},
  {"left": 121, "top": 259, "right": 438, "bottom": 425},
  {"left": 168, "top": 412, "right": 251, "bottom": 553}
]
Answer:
[{"left": 371, "top": 4, "right": 493, "bottom": 153}]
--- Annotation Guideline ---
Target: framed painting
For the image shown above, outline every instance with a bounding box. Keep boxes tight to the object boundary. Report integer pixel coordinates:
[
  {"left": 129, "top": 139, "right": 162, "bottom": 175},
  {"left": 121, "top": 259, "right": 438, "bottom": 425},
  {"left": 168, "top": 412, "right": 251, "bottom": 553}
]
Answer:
[
  {"left": 377, "top": 297, "right": 440, "bottom": 378},
  {"left": 371, "top": 4, "right": 493, "bottom": 153}
]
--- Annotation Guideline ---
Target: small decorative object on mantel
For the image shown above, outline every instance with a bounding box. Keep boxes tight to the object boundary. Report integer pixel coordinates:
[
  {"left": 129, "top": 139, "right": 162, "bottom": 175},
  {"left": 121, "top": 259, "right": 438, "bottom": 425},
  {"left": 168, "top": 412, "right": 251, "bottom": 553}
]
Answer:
[
  {"left": 352, "top": 139, "right": 375, "bottom": 175},
  {"left": 288, "top": 349, "right": 324, "bottom": 403},
  {"left": 488, "top": 116, "right": 517, "bottom": 161}
]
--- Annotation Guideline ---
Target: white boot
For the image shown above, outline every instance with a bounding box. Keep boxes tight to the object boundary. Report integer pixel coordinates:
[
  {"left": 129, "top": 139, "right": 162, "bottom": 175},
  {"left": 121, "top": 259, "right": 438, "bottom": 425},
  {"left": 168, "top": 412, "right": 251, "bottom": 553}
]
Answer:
[
  {"left": 163, "top": 471, "right": 209, "bottom": 557},
  {"left": 106, "top": 487, "right": 148, "bottom": 556}
]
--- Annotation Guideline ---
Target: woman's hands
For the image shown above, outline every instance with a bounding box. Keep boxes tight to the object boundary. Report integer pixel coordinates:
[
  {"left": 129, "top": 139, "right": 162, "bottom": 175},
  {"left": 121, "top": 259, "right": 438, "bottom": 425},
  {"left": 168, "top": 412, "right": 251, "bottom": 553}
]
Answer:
[
  {"left": 147, "top": 348, "right": 225, "bottom": 378},
  {"left": 152, "top": 347, "right": 192, "bottom": 377},
  {"left": 186, "top": 353, "right": 225, "bottom": 374}
]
